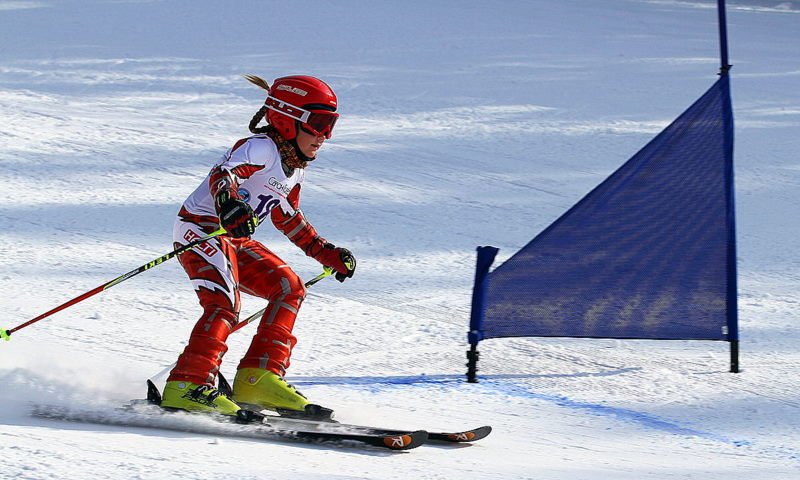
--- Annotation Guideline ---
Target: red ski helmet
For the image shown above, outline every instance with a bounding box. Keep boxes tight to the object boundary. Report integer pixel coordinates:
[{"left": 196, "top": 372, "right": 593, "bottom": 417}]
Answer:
[{"left": 266, "top": 75, "right": 338, "bottom": 140}]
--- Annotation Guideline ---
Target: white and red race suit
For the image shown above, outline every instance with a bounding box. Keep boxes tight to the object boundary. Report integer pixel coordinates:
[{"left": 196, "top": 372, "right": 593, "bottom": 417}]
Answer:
[{"left": 168, "top": 134, "right": 330, "bottom": 386}]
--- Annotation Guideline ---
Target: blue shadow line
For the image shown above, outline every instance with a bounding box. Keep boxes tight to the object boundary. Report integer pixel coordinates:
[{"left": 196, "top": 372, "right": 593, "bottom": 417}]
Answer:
[
  {"left": 287, "top": 368, "right": 642, "bottom": 387},
  {"left": 480, "top": 379, "right": 752, "bottom": 447}
]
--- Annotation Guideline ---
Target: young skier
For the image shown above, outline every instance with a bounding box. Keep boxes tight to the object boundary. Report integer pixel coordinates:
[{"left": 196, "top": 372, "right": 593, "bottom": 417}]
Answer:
[{"left": 160, "top": 75, "right": 356, "bottom": 416}]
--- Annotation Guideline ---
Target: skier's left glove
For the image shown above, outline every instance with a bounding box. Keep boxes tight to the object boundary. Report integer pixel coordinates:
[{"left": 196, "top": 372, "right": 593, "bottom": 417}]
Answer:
[{"left": 315, "top": 244, "right": 356, "bottom": 282}]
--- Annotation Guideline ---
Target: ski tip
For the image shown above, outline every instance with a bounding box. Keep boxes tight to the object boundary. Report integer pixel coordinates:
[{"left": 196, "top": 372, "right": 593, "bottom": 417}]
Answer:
[
  {"left": 1, "top": 328, "right": 10, "bottom": 341},
  {"left": 437, "top": 425, "right": 493, "bottom": 443},
  {"left": 382, "top": 430, "right": 428, "bottom": 450}
]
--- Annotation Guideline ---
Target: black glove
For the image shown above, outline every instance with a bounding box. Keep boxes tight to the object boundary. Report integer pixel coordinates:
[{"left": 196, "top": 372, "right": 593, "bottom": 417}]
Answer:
[
  {"left": 217, "top": 196, "right": 258, "bottom": 238},
  {"left": 315, "top": 244, "right": 356, "bottom": 282},
  {"left": 335, "top": 247, "right": 356, "bottom": 283}
]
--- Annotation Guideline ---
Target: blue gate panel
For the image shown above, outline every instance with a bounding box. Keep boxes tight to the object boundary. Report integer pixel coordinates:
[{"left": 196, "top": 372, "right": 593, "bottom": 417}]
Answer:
[{"left": 479, "top": 77, "right": 736, "bottom": 341}]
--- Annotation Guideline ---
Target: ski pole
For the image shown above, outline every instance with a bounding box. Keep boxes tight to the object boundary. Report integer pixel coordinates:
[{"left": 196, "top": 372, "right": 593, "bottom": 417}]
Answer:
[
  {"left": 1, "top": 227, "right": 227, "bottom": 341},
  {"left": 149, "top": 266, "right": 336, "bottom": 381}
]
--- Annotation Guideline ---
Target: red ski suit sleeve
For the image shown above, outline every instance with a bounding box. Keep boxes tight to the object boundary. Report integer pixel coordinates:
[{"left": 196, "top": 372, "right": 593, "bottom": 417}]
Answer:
[{"left": 269, "top": 184, "right": 328, "bottom": 258}]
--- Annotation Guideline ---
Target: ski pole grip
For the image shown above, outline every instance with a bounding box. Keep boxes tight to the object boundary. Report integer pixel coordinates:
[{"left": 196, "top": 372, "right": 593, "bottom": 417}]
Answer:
[{"left": 1, "top": 328, "right": 10, "bottom": 341}]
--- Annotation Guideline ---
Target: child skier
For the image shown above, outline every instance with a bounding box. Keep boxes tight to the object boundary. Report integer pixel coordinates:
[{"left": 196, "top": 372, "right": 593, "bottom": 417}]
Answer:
[{"left": 160, "top": 75, "right": 356, "bottom": 416}]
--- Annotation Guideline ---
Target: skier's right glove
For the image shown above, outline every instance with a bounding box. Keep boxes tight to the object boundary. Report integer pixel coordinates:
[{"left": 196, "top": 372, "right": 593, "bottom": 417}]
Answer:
[
  {"left": 216, "top": 193, "right": 258, "bottom": 238},
  {"left": 315, "top": 244, "right": 357, "bottom": 282}
]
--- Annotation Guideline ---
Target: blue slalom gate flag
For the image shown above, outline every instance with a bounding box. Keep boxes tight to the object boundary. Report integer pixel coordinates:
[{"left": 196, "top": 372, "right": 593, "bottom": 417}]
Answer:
[{"left": 471, "top": 75, "right": 737, "bottom": 345}]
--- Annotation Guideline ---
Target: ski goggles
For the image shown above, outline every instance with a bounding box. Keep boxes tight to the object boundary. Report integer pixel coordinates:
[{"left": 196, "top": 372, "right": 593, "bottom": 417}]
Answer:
[{"left": 265, "top": 96, "right": 339, "bottom": 138}]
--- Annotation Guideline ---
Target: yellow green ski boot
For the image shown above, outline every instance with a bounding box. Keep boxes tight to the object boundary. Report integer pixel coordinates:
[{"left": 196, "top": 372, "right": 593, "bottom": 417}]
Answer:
[
  {"left": 160, "top": 381, "right": 241, "bottom": 416},
  {"left": 232, "top": 368, "right": 310, "bottom": 412}
]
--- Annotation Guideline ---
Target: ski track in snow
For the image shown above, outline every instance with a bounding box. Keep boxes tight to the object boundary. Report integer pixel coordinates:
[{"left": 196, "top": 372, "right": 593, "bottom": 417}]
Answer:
[{"left": 2, "top": 0, "right": 800, "bottom": 479}]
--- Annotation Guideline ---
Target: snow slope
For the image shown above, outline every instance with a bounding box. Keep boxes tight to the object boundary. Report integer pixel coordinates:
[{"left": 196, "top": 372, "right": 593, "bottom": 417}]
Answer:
[{"left": 1, "top": 0, "right": 799, "bottom": 478}]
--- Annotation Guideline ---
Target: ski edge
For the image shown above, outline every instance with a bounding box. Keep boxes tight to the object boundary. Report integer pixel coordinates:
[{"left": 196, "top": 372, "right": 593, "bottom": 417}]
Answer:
[{"left": 259, "top": 415, "right": 492, "bottom": 444}]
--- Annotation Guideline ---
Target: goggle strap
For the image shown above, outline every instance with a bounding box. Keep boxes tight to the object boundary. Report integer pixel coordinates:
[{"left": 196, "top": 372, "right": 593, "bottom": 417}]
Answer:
[{"left": 265, "top": 96, "right": 311, "bottom": 123}]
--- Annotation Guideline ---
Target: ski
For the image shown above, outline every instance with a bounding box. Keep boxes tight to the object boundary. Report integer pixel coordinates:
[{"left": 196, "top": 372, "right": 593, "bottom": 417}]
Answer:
[
  {"left": 259, "top": 415, "right": 492, "bottom": 444},
  {"left": 31, "top": 404, "right": 426, "bottom": 451},
  {"left": 214, "top": 374, "right": 492, "bottom": 444}
]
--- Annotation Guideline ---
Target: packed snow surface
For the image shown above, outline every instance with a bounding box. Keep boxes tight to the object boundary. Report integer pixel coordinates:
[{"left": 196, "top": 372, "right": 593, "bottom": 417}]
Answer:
[{"left": 1, "top": 1, "right": 799, "bottom": 478}]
